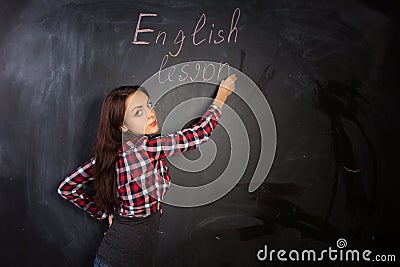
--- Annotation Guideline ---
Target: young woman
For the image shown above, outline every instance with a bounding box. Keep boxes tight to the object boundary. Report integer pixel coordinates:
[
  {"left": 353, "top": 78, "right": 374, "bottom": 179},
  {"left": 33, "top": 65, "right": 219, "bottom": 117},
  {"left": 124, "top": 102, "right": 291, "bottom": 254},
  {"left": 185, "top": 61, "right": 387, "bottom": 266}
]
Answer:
[{"left": 57, "top": 74, "right": 237, "bottom": 267}]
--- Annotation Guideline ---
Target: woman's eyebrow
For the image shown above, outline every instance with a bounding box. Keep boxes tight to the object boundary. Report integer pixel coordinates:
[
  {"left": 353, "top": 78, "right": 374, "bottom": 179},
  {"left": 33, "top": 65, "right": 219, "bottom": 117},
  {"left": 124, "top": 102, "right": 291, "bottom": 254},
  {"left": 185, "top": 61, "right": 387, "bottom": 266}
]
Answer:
[{"left": 131, "top": 98, "right": 150, "bottom": 112}]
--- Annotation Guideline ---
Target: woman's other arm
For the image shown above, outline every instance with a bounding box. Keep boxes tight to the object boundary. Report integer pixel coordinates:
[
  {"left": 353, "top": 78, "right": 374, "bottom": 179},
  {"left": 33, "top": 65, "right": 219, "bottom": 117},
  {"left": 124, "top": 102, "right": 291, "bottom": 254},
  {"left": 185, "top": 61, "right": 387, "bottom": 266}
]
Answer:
[{"left": 57, "top": 157, "right": 108, "bottom": 221}]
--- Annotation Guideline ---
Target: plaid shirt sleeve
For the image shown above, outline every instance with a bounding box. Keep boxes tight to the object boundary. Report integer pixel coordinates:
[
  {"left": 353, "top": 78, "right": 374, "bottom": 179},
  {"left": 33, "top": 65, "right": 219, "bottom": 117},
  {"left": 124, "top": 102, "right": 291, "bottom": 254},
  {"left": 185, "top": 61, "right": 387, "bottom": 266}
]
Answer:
[
  {"left": 57, "top": 157, "right": 108, "bottom": 221},
  {"left": 143, "top": 103, "right": 222, "bottom": 160}
]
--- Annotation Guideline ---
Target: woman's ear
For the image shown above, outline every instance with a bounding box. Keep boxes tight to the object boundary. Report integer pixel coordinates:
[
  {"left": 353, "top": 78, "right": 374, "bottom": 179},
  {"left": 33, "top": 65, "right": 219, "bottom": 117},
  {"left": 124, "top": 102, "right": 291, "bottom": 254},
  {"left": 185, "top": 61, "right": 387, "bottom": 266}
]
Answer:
[{"left": 120, "top": 124, "right": 128, "bottom": 133}]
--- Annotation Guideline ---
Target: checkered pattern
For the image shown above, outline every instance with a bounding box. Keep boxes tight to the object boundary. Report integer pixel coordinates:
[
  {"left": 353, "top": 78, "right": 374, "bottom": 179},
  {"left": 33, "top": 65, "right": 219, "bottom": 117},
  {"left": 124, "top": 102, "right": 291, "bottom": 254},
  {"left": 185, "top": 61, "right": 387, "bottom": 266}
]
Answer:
[{"left": 58, "top": 103, "right": 222, "bottom": 220}]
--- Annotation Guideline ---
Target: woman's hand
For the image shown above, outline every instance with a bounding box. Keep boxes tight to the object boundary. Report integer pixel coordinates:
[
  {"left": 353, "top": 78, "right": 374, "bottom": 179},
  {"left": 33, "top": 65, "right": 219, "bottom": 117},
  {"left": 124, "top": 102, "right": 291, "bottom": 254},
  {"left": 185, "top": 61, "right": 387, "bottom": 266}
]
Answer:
[
  {"left": 108, "top": 214, "right": 114, "bottom": 227},
  {"left": 213, "top": 74, "right": 237, "bottom": 110},
  {"left": 104, "top": 214, "right": 114, "bottom": 235},
  {"left": 218, "top": 74, "right": 237, "bottom": 98}
]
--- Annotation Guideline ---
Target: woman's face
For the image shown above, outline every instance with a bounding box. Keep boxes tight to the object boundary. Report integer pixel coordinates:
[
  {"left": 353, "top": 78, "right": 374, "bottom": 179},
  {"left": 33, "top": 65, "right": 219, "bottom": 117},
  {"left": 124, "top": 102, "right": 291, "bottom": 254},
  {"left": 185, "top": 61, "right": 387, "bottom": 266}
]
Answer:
[{"left": 121, "top": 90, "right": 159, "bottom": 136}]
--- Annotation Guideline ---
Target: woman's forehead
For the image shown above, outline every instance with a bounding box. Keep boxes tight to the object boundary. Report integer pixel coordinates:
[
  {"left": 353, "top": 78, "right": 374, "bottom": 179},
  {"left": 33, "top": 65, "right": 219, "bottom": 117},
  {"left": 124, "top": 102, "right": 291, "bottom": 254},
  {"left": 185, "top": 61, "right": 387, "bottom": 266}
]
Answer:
[
  {"left": 132, "top": 90, "right": 149, "bottom": 101},
  {"left": 126, "top": 91, "right": 149, "bottom": 107}
]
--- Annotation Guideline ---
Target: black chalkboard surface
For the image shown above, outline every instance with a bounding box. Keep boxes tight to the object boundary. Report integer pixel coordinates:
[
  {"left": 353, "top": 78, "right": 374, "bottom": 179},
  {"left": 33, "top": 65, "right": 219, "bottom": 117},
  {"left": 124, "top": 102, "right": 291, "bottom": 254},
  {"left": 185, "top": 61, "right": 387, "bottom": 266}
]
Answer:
[{"left": 1, "top": 0, "right": 399, "bottom": 266}]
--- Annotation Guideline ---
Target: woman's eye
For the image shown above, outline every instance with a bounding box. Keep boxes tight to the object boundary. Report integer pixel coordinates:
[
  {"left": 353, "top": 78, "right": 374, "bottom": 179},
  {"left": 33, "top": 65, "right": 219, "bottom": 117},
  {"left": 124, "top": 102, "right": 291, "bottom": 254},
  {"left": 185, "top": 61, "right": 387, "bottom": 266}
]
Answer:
[
  {"left": 147, "top": 102, "right": 152, "bottom": 108},
  {"left": 135, "top": 110, "right": 143, "bottom": 116}
]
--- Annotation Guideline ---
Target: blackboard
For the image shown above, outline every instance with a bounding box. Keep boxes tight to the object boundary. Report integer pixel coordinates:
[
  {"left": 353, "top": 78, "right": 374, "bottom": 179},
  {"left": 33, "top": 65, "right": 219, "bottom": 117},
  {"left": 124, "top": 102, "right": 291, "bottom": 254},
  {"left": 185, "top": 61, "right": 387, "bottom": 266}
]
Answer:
[{"left": 1, "top": 0, "right": 399, "bottom": 266}]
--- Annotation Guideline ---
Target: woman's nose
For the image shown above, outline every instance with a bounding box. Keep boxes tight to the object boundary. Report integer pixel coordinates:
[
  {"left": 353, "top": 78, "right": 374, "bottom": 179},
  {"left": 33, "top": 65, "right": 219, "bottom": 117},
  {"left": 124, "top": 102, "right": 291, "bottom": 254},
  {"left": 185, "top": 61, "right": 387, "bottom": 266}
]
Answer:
[{"left": 147, "top": 107, "right": 156, "bottom": 118}]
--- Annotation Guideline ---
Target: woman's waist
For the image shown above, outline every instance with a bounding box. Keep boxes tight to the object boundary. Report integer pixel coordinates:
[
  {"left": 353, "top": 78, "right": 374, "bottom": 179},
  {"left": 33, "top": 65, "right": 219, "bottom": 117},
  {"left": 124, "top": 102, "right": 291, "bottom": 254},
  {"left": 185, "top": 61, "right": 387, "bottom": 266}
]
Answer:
[{"left": 112, "top": 206, "right": 160, "bottom": 222}]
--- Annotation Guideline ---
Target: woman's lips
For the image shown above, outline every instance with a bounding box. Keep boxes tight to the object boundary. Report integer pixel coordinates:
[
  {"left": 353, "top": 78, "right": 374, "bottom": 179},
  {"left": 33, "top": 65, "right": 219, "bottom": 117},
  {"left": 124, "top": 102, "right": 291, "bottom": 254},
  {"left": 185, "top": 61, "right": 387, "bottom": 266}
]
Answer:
[{"left": 149, "top": 120, "right": 157, "bottom": 127}]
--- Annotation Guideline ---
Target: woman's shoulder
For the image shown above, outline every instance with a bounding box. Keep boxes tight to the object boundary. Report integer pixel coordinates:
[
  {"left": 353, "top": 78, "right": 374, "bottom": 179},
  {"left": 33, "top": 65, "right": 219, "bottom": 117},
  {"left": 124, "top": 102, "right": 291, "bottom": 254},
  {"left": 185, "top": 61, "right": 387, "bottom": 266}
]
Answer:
[{"left": 118, "top": 135, "right": 149, "bottom": 156}]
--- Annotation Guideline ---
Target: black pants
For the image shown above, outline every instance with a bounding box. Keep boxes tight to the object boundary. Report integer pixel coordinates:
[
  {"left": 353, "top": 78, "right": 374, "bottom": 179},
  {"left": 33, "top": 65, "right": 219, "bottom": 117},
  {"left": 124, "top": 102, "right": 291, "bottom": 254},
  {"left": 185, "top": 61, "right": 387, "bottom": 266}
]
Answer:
[{"left": 96, "top": 210, "right": 161, "bottom": 267}]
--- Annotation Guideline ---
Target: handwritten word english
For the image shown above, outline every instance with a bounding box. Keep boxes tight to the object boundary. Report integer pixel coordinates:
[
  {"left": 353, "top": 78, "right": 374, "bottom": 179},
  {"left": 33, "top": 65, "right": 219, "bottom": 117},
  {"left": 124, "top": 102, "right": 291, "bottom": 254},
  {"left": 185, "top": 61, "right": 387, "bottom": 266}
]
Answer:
[{"left": 131, "top": 7, "right": 241, "bottom": 58}]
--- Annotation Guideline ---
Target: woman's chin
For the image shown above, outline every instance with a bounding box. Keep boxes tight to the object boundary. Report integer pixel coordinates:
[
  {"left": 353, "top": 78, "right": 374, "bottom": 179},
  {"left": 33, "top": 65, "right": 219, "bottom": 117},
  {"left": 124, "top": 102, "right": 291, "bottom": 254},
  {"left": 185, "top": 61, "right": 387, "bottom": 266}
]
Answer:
[{"left": 146, "top": 125, "right": 159, "bottom": 135}]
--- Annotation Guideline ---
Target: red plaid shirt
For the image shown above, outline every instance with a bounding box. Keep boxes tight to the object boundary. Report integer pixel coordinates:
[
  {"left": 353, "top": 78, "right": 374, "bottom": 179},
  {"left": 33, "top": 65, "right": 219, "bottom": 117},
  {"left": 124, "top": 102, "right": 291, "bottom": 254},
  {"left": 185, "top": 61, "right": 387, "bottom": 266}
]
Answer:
[{"left": 57, "top": 103, "right": 222, "bottom": 220}]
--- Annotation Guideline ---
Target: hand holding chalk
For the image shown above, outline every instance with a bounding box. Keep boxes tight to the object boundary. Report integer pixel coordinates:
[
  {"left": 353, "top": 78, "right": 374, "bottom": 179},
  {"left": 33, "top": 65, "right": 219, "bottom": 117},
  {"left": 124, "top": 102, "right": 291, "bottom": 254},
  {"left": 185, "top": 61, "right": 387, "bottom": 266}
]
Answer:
[
  {"left": 213, "top": 74, "right": 237, "bottom": 110},
  {"left": 218, "top": 73, "right": 237, "bottom": 99}
]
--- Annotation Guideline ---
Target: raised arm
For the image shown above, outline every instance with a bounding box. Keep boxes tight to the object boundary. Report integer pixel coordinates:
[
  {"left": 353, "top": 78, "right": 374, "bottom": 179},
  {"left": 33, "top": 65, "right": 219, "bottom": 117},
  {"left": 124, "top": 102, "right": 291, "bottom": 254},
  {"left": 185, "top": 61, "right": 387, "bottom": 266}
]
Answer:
[
  {"left": 57, "top": 157, "right": 108, "bottom": 221},
  {"left": 143, "top": 74, "right": 237, "bottom": 160},
  {"left": 143, "top": 103, "right": 222, "bottom": 160}
]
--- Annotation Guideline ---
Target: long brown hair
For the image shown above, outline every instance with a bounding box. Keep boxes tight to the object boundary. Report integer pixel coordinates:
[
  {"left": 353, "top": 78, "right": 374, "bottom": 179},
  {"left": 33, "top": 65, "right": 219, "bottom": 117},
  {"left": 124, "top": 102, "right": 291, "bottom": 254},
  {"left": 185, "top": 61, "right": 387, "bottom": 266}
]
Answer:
[{"left": 92, "top": 85, "right": 146, "bottom": 215}]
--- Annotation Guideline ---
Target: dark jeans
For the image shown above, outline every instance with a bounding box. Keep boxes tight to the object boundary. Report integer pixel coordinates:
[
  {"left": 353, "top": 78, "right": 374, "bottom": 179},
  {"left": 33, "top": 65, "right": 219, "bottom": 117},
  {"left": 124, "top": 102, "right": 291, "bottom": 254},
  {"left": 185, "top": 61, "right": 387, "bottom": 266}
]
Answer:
[{"left": 94, "top": 254, "right": 108, "bottom": 267}]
